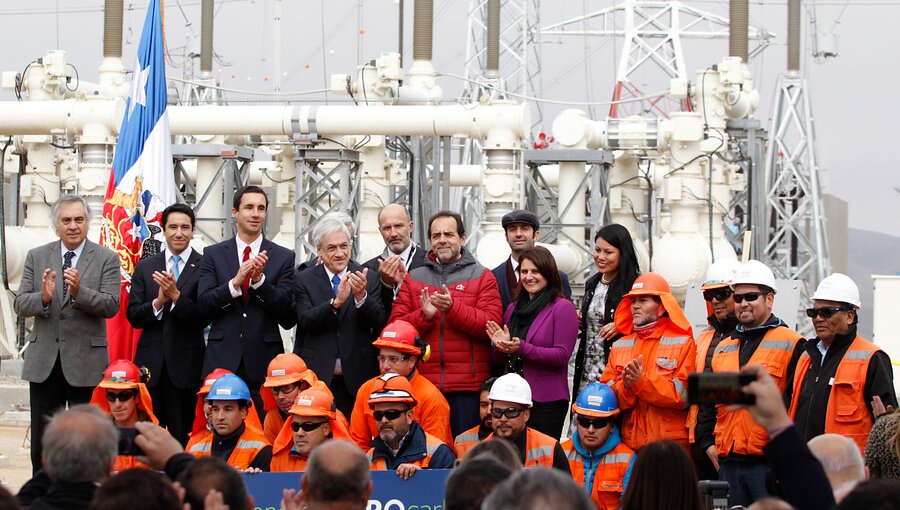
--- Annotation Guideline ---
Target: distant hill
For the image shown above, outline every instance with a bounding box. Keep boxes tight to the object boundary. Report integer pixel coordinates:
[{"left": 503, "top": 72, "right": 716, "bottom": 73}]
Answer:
[{"left": 847, "top": 228, "right": 900, "bottom": 338}]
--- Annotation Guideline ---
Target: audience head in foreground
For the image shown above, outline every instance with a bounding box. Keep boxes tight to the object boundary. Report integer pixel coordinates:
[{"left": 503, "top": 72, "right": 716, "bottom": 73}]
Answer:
[
  {"left": 43, "top": 404, "right": 118, "bottom": 483},
  {"left": 445, "top": 456, "right": 513, "bottom": 510},
  {"left": 482, "top": 467, "right": 593, "bottom": 510},
  {"left": 89, "top": 469, "right": 180, "bottom": 510},
  {"left": 178, "top": 457, "right": 252, "bottom": 510},
  {"left": 283, "top": 439, "right": 373, "bottom": 510},
  {"left": 808, "top": 433, "right": 867, "bottom": 502},
  {"left": 619, "top": 440, "right": 703, "bottom": 510}
]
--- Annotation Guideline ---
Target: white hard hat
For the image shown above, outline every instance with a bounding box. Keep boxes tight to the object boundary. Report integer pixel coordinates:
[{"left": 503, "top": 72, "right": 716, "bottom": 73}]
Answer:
[
  {"left": 488, "top": 373, "right": 533, "bottom": 407},
  {"left": 702, "top": 259, "right": 742, "bottom": 289},
  {"left": 812, "top": 273, "right": 861, "bottom": 308},
  {"left": 732, "top": 260, "right": 777, "bottom": 292}
]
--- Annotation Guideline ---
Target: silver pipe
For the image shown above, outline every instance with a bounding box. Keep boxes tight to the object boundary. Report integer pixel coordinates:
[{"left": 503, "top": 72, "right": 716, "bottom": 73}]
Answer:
[
  {"left": 787, "top": 0, "right": 801, "bottom": 72},
  {"left": 103, "top": 0, "right": 123, "bottom": 58},
  {"left": 201, "top": 0, "right": 214, "bottom": 73},
  {"left": 486, "top": 0, "right": 500, "bottom": 75},
  {"left": 413, "top": 0, "right": 432, "bottom": 61},
  {"left": 729, "top": 0, "right": 748, "bottom": 62}
]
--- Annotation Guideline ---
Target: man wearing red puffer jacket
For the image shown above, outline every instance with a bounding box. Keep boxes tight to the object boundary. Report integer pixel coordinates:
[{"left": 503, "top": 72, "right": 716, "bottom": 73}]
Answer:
[{"left": 389, "top": 210, "right": 502, "bottom": 437}]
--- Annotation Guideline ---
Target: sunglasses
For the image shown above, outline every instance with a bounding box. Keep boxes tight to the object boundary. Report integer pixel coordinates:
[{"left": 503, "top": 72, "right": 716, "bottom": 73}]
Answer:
[
  {"left": 733, "top": 291, "right": 766, "bottom": 303},
  {"left": 703, "top": 288, "right": 733, "bottom": 302},
  {"left": 373, "top": 409, "right": 407, "bottom": 422},
  {"left": 576, "top": 416, "right": 612, "bottom": 430},
  {"left": 291, "top": 420, "right": 328, "bottom": 433},
  {"left": 805, "top": 306, "right": 853, "bottom": 319},
  {"left": 272, "top": 383, "right": 299, "bottom": 395},
  {"left": 106, "top": 390, "right": 137, "bottom": 403},
  {"left": 490, "top": 407, "right": 526, "bottom": 419}
]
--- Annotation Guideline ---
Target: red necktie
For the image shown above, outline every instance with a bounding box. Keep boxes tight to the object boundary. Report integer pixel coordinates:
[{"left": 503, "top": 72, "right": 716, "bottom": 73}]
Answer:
[{"left": 241, "top": 245, "right": 252, "bottom": 301}]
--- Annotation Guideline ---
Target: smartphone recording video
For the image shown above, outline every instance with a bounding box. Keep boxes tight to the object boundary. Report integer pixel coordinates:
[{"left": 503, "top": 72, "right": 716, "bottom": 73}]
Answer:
[
  {"left": 117, "top": 427, "right": 145, "bottom": 456},
  {"left": 688, "top": 372, "right": 756, "bottom": 405}
]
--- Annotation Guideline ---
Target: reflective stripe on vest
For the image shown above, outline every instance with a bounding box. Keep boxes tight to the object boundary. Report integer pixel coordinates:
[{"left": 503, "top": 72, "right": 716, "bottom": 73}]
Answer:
[
  {"left": 656, "top": 357, "right": 677, "bottom": 369},
  {"left": 455, "top": 432, "right": 479, "bottom": 444},
  {"left": 601, "top": 453, "right": 632, "bottom": 464},
  {"left": 524, "top": 428, "right": 559, "bottom": 468},
  {"left": 845, "top": 350, "right": 873, "bottom": 360},
  {"left": 237, "top": 440, "right": 266, "bottom": 450},
  {"left": 527, "top": 445, "right": 555, "bottom": 461},
  {"left": 712, "top": 326, "right": 802, "bottom": 457},
  {"left": 673, "top": 379, "right": 688, "bottom": 402},
  {"left": 660, "top": 336, "right": 687, "bottom": 346},
  {"left": 613, "top": 339, "right": 635, "bottom": 349},
  {"left": 188, "top": 442, "right": 211, "bottom": 454}
]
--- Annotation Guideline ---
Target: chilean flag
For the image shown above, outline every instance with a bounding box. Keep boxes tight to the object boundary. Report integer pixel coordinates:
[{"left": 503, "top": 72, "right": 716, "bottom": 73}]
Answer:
[{"left": 100, "top": 0, "right": 175, "bottom": 362}]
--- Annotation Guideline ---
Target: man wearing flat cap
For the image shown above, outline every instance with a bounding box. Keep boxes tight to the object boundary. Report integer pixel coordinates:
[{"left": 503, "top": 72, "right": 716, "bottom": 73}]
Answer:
[{"left": 491, "top": 209, "right": 571, "bottom": 312}]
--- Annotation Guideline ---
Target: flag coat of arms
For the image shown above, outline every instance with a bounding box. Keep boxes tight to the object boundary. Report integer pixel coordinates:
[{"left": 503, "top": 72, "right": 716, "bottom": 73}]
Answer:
[{"left": 100, "top": 0, "right": 175, "bottom": 361}]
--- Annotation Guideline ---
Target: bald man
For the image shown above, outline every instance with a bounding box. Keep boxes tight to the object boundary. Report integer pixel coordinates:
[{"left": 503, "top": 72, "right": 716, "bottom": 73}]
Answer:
[
  {"left": 363, "top": 204, "right": 426, "bottom": 317},
  {"left": 282, "top": 439, "right": 373, "bottom": 510},
  {"left": 808, "top": 434, "right": 867, "bottom": 502}
]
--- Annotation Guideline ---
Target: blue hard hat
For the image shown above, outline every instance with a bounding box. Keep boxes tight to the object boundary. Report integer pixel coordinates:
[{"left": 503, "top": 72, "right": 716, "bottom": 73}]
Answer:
[
  {"left": 206, "top": 374, "right": 252, "bottom": 404},
  {"left": 572, "top": 382, "right": 619, "bottom": 418}
]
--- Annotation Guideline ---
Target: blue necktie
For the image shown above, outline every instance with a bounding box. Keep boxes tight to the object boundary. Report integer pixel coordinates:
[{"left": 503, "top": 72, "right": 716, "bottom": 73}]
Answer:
[
  {"left": 170, "top": 254, "right": 182, "bottom": 281},
  {"left": 331, "top": 274, "right": 341, "bottom": 298},
  {"left": 62, "top": 251, "right": 75, "bottom": 297}
]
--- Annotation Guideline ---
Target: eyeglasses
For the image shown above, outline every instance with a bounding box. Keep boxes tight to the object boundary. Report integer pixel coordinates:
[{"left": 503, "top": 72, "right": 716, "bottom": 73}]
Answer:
[
  {"left": 576, "top": 416, "right": 612, "bottom": 430},
  {"left": 377, "top": 355, "right": 411, "bottom": 364},
  {"left": 806, "top": 306, "right": 853, "bottom": 319},
  {"left": 106, "top": 390, "right": 137, "bottom": 403},
  {"left": 490, "top": 407, "right": 526, "bottom": 419},
  {"left": 373, "top": 409, "right": 407, "bottom": 421},
  {"left": 272, "top": 383, "right": 299, "bottom": 395},
  {"left": 703, "top": 288, "right": 733, "bottom": 302},
  {"left": 733, "top": 291, "right": 765, "bottom": 303},
  {"left": 291, "top": 420, "right": 328, "bottom": 433}
]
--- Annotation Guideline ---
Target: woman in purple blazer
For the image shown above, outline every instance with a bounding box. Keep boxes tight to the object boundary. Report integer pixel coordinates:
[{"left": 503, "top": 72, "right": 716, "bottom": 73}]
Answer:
[{"left": 486, "top": 246, "right": 578, "bottom": 439}]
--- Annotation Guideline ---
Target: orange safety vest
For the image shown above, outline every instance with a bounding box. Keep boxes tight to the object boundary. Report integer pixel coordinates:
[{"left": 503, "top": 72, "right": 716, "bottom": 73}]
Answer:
[
  {"left": 788, "top": 335, "right": 880, "bottom": 452},
  {"left": 264, "top": 410, "right": 285, "bottom": 444},
  {"left": 600, "top": 327, "right": 695, "bottom": 451},
  {"left": 113, "top": 455, "right": 151, "bottom": 472},
  {"left": 560, "top": 439, "right": 634, "bottom": 510},
  {"left": 485, "top": 428, "right": 559, "bottom": 468},
  {"left": 185, "top": 426, "right": 270, "bottom": 470},
  {"left": 367, "top": 431, "right": 446, "bottom": 470},
  {"left": 688, "top": 328, "right": 716, "bottom": 444},
  {"left": 350, "top": 372, "right": 453, "bottom": 450},
  {"left": 270, "top": 449, "right": 309, "bottom": 472},
  {"left": 712, "top": 326, "right": 803, "bottom": 457},
  {"left": 453, "top": 424, "right": 483, "bottom": 458}
]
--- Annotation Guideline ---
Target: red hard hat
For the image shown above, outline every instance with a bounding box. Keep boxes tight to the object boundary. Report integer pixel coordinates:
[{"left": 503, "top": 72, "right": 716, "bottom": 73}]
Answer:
[
  {"left": 98, "top": 360, "right": 141, "bottom": 390},
  {"left": 372, "top": 320, "right": 423, "bottom": 357},
  {"left": 367, "top": 373, "right": 418, "bottom": 408},
  {"left": 198, "top": 368, "right": 234, "bottom": 396}
]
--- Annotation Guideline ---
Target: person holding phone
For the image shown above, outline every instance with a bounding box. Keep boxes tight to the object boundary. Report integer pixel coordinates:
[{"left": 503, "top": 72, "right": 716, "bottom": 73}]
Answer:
[{"left": 89, "top": 359, "right": 158, "bottom": 472}]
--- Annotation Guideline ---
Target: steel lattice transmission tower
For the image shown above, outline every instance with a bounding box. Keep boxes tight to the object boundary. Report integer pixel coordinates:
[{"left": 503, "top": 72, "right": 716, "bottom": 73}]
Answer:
[
  {"left": 761, "top": 0, "right": 830, "bottom": 316},
  {"left": 461, "top": 0, "right": 543, "bottom": 133},
  {"left": 541, "top": 0, "right": 771, "bottom": 118}
]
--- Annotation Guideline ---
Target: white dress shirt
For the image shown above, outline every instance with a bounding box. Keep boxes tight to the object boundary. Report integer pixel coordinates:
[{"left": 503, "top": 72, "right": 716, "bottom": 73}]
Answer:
[
  {"left": 229, "top": 235, "right": 266, "bottom": 297},
  {"left": 152, "top": 245, "right": 194, "bottom": 318}
]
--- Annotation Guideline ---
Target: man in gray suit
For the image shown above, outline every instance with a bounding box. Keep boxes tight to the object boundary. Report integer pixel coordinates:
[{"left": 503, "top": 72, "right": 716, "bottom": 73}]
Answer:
[{"left": 14, "top": 195, "right": 120, "bottom": 473}]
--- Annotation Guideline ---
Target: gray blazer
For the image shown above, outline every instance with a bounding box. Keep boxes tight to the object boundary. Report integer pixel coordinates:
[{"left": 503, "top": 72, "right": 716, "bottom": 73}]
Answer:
[{"left": 14, "top": 239, "right": 120, "bottom": 386}]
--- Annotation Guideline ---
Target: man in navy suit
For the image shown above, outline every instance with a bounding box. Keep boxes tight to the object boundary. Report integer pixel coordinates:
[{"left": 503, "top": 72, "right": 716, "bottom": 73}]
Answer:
[
  {"left": 362, "top": 204, "right": 426, "bottom": 318},
  {"left": 294, "top": 213, "right": 386, "bottom": 418},
  {"left": 127, "top": 204, "right": 206, "bottom": 445},
  {"left": 198, "top": 186, "right": 296, "bottom": 418},
  {"left": 491, "top": 209, "right": 571, "bottom": 313}
]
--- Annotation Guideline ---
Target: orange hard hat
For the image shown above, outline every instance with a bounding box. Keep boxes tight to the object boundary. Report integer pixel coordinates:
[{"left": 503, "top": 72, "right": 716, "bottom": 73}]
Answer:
[
  {"left": 263, "top": 353, "right": 312, "bottom": 388},
  {"left": 98, "top": 360, "right": 141, "bottom": 390},
  {"left": 624, "top": 272, "right": 671, "bottom": 297},
  {"left": 372, "top": 320, "right": 424, "bottom": 357},
  {"left": 289, "top": 387, "right": 337, "bottom": 419},
  {"left": 367, "top": 373, "right": 417, "bottom": 408},
  {"left": 198, "top": 368, "right": 234, "bottom": 396}
]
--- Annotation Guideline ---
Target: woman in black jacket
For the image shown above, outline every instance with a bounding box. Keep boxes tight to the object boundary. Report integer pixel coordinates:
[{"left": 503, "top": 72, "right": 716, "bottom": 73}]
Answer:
[{"left": 571, "top": 223, "right": 640, "bottom": 404}]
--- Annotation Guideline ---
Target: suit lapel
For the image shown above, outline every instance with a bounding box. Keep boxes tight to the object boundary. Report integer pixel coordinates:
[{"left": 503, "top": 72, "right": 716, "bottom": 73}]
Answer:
[
  {"left": 50, "top": 241, "right": 64, "bottom": 306},
  {"left": 312, "top": 264, "right": 335, "bottom": 301},
  {"left": 67, "top": 240, "right": 96, "bottom": 309},
  {"left": 176, "top": 250, "right": 202, "bottom": 289},
  {"left": 223, "top": 238, "right": 240, "bottom": 278}
]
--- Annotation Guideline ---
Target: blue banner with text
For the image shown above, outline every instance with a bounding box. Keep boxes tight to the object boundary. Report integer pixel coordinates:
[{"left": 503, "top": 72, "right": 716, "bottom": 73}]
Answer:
[{"left": 243, "top": 469, "right": 451, "bottom": 510}]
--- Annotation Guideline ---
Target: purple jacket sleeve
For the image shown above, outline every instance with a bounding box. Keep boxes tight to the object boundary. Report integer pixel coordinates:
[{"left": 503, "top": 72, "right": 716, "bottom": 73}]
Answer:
[{"left": 516, "top": 298, "right": 579, "bottom": 369}]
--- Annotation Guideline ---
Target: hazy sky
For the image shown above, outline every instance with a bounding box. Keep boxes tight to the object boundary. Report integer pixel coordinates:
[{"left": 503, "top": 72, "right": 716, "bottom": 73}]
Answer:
[{"left": 1, "top": 0, "right": 897, "bottom": 237}]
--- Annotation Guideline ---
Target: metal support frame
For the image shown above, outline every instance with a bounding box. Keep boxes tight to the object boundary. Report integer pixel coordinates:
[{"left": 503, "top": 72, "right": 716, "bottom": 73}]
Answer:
[
  {"left": 171, "top": 144, "right": 258, "bottom": 243},
  {"left": 540, "top": 0, "right": 772, "bottom": 118},
  {"left": 764, "top": 75, "right": 830, "bottom": 329},
  {"left": 293, "top": 147, "right": 361, "bottom": 261},
  {"left": 524, "top": 149, "right": 614, "bottom": 277},
  {"left": 725, "top": 118, "right": 766, "bottom": 258}
]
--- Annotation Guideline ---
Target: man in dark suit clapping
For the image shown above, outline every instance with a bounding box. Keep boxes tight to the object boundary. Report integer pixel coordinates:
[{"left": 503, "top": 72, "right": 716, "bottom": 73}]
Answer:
[
  {"left": 127, "top": 203, "right": 205, "bottom": 445},
  {"left": 198, "top": 186, "right": 296, "bottom": 419},
  {"left": 295, "top": 213, "right": 386, "bottom": 418}
]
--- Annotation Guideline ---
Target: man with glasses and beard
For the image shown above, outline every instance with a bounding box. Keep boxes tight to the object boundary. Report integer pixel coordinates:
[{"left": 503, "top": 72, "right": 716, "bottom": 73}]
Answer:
[
  {"left": 454, "top": 377, "right": 497, "bottom": 457},
  {"left": 561, "top": 382, "right": 635, "bottom": 510},
  {"left": 366, "top": 373, "right": 456, "bottom": 479},
  {"left": 707, "top": 260, "right": 805, "bottom": 507},
  {"left": 788, "top": 273, "right": 896, "bottom": 450},
  {"left": 485, "top": 373, "right": 571, "bottom": 474}
]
